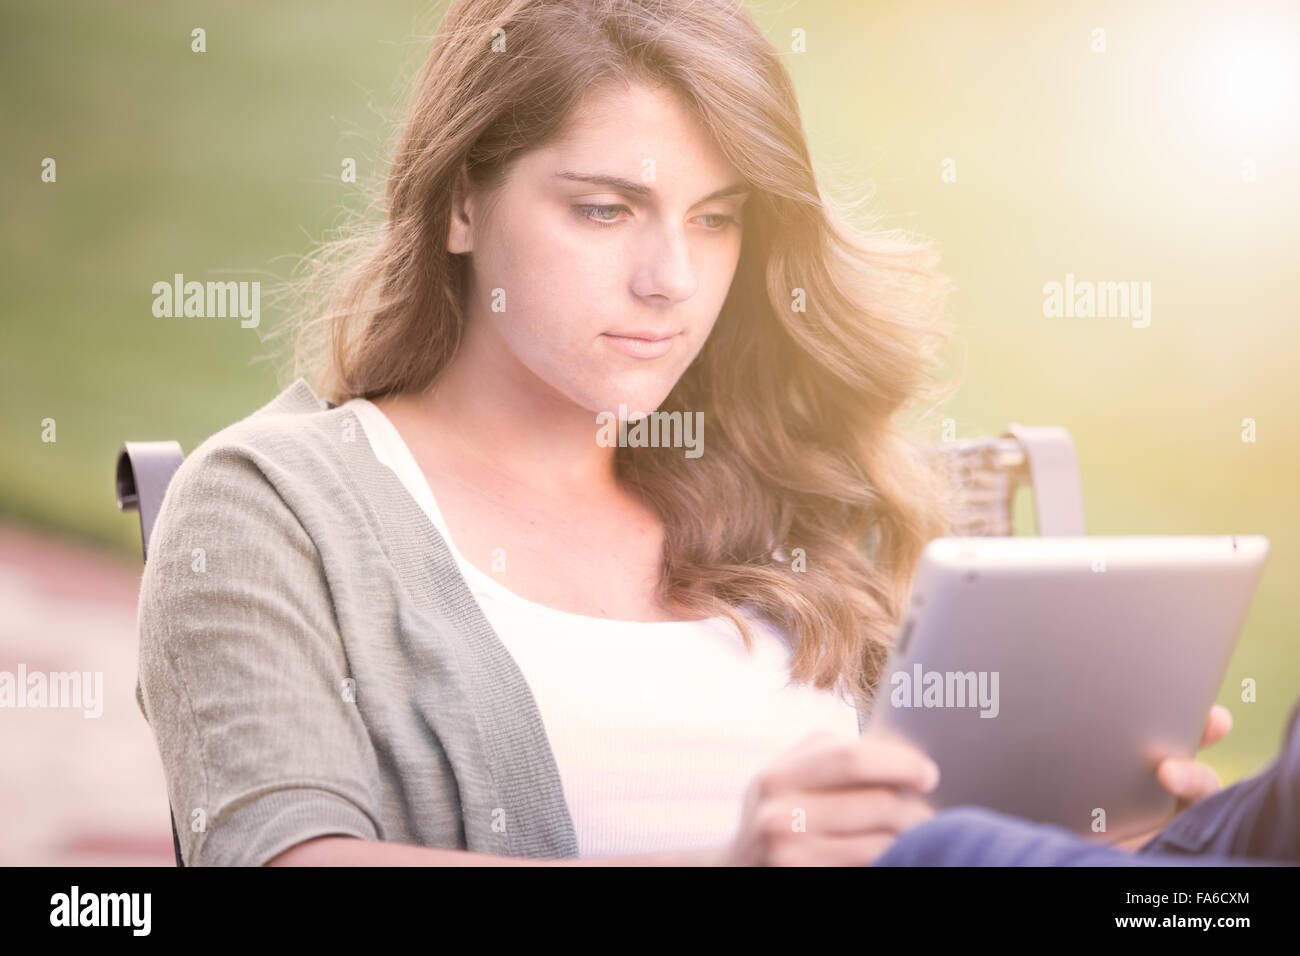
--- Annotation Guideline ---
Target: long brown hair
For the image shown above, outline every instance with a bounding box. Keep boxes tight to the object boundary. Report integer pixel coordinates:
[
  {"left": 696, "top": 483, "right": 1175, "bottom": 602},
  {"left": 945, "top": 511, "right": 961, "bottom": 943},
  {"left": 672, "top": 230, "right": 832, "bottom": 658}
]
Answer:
[{"left": 284, "top": 0, "right": 959, "bottom": 713}]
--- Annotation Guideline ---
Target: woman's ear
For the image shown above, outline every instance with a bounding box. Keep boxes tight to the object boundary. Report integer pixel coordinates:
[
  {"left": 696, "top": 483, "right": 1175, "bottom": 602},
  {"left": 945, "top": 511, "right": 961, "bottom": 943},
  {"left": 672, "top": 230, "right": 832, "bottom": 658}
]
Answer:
[{"left": 447, "top": 164, "right": 474, "bottom": 255}]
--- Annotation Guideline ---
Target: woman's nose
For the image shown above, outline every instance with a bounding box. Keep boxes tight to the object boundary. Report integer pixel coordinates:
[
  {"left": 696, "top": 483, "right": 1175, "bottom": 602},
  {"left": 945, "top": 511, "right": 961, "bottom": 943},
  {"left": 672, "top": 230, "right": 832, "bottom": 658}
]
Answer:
[{"left": 630, "top": 225, "right": 698, "bottom": 304}]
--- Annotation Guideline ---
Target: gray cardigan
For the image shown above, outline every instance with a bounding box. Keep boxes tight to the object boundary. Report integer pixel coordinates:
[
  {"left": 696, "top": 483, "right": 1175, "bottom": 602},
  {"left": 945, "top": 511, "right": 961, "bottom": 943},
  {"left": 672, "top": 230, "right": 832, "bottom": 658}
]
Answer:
[{"left": 134, "top": 377, "right": 869, "bottom": 865}]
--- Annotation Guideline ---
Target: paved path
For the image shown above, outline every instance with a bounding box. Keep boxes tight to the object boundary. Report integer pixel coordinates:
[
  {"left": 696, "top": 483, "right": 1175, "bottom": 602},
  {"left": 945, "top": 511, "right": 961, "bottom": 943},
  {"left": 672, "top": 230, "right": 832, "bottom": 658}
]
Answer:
[{"left": 0, "top": 521, "right": 174, "bottom": 866}]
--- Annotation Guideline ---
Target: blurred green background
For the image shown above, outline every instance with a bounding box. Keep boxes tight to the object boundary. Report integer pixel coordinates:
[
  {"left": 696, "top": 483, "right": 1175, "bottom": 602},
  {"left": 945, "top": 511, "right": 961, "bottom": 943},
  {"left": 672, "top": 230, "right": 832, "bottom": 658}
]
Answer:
[{"left": 2, "top": 0, "right": 1297, "bottom": 784}]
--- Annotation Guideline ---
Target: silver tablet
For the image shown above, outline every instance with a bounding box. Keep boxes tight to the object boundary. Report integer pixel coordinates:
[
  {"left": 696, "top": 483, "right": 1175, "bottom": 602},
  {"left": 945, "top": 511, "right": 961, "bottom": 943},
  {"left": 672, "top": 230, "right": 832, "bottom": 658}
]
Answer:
[{"left": 866, "top": 534, "right": 1270, "bottom": 841}]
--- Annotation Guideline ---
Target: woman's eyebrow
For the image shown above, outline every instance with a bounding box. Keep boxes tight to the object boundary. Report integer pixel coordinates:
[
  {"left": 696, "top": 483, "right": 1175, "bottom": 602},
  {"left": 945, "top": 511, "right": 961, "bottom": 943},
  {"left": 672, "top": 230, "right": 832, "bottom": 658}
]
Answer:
[{"left": 553, "top": 170, "right": 750, "bottom": 204}]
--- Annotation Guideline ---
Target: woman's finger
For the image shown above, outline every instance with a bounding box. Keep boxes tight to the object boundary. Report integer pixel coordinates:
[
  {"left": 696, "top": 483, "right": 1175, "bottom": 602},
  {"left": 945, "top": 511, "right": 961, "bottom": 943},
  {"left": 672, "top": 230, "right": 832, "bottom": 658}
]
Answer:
[
  {"left": 1200, "top": 704, "right": 1233, "bottom": 749},
  {"left": 776, "top": 786, "right": 936, "bottom": 838},
  {"left": 761, "top": 731, "right": 940, "bottom": 797},
  {"left": 1157, "top": 756, "right": 1221, "bottom": 805}
]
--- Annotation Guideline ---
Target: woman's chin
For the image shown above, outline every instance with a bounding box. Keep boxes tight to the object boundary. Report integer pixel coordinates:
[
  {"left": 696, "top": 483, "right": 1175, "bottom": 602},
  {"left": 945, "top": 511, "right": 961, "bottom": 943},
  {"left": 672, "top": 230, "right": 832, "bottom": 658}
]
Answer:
[{"left": 566, "top": 382, "right": 675, "bottom": 421}]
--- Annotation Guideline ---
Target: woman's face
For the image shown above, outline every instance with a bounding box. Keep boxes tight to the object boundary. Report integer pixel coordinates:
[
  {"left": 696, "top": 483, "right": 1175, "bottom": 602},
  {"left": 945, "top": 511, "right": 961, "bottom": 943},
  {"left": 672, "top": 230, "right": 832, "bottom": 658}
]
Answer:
[{"left": 448, "top": 81, "right": 748, "bottom": 419}]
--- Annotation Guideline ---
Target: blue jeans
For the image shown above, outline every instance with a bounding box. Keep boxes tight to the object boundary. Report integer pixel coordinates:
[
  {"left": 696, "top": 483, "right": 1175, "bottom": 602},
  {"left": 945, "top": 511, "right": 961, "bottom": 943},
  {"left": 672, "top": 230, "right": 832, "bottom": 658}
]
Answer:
[{"left": 875, "top": 697, "right": 1300, "bottom": 866}]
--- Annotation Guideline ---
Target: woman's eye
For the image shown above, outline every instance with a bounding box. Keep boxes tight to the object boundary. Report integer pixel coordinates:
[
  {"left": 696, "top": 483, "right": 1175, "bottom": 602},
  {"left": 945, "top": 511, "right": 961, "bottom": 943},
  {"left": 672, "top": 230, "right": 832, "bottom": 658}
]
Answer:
[
  {"left": 576, "top": 203, "right": 630, "bottom": 225},
  {"left": 574, "top": 204, "right": 738, "bottom": 230},
  {"left": 696, "top": 213, "right": 738, "bottom": 230}
]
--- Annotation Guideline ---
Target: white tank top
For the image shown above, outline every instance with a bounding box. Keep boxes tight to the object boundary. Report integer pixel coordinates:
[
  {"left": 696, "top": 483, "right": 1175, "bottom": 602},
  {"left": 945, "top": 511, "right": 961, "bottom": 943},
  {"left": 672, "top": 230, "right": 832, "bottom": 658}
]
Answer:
[{"left": 341, "top": 397, "right": 862, "bottom": 858}]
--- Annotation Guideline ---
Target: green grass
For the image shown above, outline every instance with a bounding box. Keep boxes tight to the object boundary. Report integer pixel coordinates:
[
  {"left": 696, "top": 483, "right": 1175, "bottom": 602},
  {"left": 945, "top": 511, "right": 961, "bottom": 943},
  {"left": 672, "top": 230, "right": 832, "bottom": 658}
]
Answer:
[{"left": 0, "top": 0, "right": 434, "bottom": 550}]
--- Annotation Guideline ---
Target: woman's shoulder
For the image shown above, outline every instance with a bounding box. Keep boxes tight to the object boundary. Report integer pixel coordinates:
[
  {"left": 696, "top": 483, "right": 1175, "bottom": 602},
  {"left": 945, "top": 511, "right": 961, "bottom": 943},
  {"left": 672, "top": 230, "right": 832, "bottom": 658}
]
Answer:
[
  {"left": 185, "top": 376, "right": 338, "bottom": 462},
  {"left": 169, "top": 377, "right": 357, "bottom": 492},
  {"left": 138, "top": 378, "right": 368, "bottom": 607},
  {"left": 147, "top": 378, "right": 375, "bottom": 564}
]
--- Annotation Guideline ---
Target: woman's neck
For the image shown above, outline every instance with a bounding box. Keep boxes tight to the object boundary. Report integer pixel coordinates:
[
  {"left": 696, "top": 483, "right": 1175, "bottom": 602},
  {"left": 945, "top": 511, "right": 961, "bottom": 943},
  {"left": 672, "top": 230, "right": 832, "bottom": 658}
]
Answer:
[{"left": 379, "top": 320, "right": 622, "bottom": 501}]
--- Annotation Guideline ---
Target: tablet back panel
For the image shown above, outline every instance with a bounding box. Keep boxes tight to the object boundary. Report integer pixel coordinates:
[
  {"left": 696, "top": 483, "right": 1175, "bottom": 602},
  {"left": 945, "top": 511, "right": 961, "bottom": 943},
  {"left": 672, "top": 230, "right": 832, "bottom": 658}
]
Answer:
[{"left": 869, "top": 535, "right": 1269, "bottom": 838}]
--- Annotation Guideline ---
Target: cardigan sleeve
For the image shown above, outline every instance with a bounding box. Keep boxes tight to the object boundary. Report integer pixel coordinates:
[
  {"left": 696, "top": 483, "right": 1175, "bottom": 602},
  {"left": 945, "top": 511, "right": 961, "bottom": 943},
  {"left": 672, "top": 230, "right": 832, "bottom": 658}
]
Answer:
[{"left": 135, "top": 441, "right": 385, "bottom": 866}]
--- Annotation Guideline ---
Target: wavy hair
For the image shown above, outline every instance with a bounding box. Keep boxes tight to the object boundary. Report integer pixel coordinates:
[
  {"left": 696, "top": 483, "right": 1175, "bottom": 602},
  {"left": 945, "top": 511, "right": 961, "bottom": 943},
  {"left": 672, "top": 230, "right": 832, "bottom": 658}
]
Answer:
[{"left": 283, "top": 0, "right": 960, "bottom": 714}]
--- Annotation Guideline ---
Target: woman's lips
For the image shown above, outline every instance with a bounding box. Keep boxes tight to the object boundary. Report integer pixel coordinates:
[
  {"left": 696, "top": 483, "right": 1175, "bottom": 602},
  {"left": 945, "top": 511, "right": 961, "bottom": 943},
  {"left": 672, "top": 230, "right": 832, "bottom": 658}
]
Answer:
[{"left": 601, "top": 331, "right": 677, "bottom": 359}]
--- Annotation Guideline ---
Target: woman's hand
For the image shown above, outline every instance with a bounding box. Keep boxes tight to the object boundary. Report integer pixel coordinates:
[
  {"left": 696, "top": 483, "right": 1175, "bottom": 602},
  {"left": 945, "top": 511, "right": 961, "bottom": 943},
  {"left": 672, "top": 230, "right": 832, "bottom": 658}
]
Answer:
[
  {"left": 1113, "top": 704, "right": 1233, "bottom": 851},
  {"left": 718, "top": 729, "right": 940, "bottom": 866}
]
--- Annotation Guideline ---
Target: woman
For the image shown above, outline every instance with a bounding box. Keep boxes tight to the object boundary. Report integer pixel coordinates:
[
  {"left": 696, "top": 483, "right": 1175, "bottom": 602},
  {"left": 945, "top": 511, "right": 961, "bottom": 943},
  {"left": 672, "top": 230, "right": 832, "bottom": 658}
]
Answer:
[{"left": 135, "top": 0, "right": 1226, "bottom": 866}]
